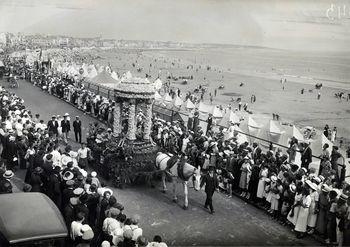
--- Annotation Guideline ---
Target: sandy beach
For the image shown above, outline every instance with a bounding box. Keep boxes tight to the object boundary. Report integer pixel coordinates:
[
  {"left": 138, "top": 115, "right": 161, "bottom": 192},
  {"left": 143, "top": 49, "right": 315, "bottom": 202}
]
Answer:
[{"left": 90, "top": 46, "right": 350, "bottom": 146}]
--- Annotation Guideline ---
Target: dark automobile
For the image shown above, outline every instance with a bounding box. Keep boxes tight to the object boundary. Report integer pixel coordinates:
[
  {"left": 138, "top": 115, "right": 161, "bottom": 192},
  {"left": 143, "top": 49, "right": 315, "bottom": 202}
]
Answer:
[{"left": 0, "top": 192, "right": 68, "bottom": 246}]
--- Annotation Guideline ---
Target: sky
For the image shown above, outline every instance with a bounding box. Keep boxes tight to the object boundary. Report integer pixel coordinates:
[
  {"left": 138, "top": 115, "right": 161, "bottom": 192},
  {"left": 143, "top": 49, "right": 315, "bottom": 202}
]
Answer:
[{"left": 0, "top": 0, "right": 349, "bottom": 51}]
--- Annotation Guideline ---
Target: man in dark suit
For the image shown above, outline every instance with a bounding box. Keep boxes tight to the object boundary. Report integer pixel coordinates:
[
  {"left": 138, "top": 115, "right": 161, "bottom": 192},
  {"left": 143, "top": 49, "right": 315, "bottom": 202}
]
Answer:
[
  {"left": 47, "top": 115, "right": 59, "bottom": 138},
  {"left": 73, "top": 116, "right": 82, "bottom": 143},
  {"left": 301, "top": 141, "right": 312, "bottom": 169},
  {"left": 200, "top": 166, "right": 219, "bottom": 214},
  {"left": 61, "top": 113, "right": 71, "bottom": 144},
  {"left": 206, "top": 113, "right": 213, "bottom": 135}
]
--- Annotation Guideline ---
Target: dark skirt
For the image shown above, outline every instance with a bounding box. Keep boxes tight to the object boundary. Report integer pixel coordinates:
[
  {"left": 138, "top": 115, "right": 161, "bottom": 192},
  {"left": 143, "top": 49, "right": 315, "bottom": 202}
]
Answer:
[{"left": 327, "top": 213, "right": 337, "bottom": 242}]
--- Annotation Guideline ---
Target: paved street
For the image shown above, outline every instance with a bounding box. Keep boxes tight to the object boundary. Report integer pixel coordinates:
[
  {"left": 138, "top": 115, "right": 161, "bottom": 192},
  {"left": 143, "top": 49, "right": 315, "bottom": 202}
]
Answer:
[{"left": 1, "top": 79, "right": 321, "bottom": 246}]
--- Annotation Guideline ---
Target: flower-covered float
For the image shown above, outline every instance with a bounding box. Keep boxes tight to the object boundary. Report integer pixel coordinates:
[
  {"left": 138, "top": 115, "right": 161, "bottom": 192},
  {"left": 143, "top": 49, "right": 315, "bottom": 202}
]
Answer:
[{"left": 87, "top": 72, "right": 159, "bottom": 187}]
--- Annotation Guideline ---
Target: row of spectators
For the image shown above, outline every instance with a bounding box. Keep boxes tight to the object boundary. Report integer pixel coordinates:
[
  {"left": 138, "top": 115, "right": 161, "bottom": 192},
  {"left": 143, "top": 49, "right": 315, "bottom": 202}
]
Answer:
[
  {"left": 151, "top": 116, "right": 350, "bottom": 245},
  {"left": 0, "top": 85, "right": 167, "bottom": 246},
  {"left": 22, "top": 67, "right": 115, "bottom": 125}
]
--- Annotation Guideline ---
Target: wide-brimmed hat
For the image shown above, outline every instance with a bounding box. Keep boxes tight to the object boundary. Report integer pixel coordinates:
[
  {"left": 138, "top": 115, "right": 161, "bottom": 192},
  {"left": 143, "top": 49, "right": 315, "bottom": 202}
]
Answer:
[
  {"left": 69, "top": 151, "right": 78, "bottom": 159},
  {"left": 70, "top": 197, "right": 79, "bottom": 205},
  {"left": 73, "top": 187, "right": 84, "bottom": 196},
  {"left": 99, "top": 187, "right": 113, "bottom": 196},
  {"left": 289, "top": 184, "right": 296, "bottom": 193},
  {"left": 61, "top": 156, "right": 72, "bottom": 167},
  {"left": 63, "top": 171, "right": 74, "bottom": 181},
  {"left": 301, "top": 167, "right": 308, "bottom": 173},
  {"left": 81, "top": 225, "right": 94, "bottom": 240},
  {"left": 3, "top": 170, "right": 14, "bottom": 179},
  {"left": 305, "top": 180, "right": 317, "bottom": 191},
  {"left": 321, "top": 184, "right": 331, "bottom": 193},
  {"left": 64, "top": 113, "right": 69, "bottom": 117}
]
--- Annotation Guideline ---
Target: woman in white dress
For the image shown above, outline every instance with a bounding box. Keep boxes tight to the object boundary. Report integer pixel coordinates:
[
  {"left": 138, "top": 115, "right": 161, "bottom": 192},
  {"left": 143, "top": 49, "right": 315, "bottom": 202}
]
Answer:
[
  {"left": 294, "top": 186, "right": 311, "bottom": 238},
  {"left": 306, "top": 181, "right": 319, "bottom": 234},
  {"left": 256, "top": 165, "right": 268, "bottom": 204},
  {"left": 57, "top": 115, "right": 63, "bottom": 140}
]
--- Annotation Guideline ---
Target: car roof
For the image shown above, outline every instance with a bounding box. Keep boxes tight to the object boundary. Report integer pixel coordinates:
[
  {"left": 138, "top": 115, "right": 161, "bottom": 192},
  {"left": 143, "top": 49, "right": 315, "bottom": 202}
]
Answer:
[{"left": 0, "top": 192, "right": 68, "bottom": 244}]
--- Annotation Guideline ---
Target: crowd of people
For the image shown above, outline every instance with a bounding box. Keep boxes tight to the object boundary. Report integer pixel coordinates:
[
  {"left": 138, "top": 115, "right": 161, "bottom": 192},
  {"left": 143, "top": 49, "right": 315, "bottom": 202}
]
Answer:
[
  {"left": 151, "top": 112, "right": 350, "bottom": 245},
  {"left": 0, "top": 85, "right": 167, "bottom": 246},
  {"left": 4, "top": 59, "right": 115, "bottom": 127},
  {"left": 2, "top": 56, "right": 350, "bottom": 246}
]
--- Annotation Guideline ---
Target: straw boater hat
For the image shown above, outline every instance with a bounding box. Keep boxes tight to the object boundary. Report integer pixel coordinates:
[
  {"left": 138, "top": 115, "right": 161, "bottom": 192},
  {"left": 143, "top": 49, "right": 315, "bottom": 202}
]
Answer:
[
  {"left": 318, "top": 175, "right": 325, "bottom": 182},
  {"left": 66, "top": 180, "right": 75, "bottom": 186},
  {"left": 91, "top": 171, "right": 97, "bottom": 177},
  {"left": 305, "top": 180, "right": 318, "bottom": 191},
  {"left": 98, "top": 187, "right": 113, "bottom": 196},
  {"left": 321, "top": 184, "right": 331, "bottom": 193},
  {"left": 312, "top": 177, "right": 321, "bottom": 184},
  {"left": 64, "top": 113, "right": 69, "bottom": 117},
  {"left": 339, "top": 194, "right": 349, "bottom": 201},
  {"left": 63, "top": 171, "right": 74, "bottom": 181},
  {"left": 70, "top": 197, "right": 79, "bottom": 206},
  {"left": 3, "top": 170, "right": 14, "bottom": 179}
]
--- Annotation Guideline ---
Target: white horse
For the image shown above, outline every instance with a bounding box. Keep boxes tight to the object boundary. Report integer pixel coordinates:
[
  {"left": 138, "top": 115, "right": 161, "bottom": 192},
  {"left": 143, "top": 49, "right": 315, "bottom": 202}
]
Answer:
[{"left": 155, "top": 152, "right": 201, "bottom": 209}]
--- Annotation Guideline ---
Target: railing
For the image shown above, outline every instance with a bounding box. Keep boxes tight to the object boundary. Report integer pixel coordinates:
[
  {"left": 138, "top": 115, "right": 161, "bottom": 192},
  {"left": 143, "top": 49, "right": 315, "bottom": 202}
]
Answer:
[{"left": 82, "top": 80, "right": 114, "bottom": 100}]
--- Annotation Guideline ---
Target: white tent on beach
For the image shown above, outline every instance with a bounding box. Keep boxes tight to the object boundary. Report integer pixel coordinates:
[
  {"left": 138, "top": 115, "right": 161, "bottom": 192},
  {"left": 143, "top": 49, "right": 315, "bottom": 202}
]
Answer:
[
  {"left": 163, "top": 93, "right": 172, "bottom": 103},
  {"left": 111, "top": 71, "right": 119, "bottom": 81},
  {"left": 211, "top": 106, "right": 223, "bottom": 118},
  {"left": 154, "top": 78, "right": 163, "bottom": 90},
  {"left": 173, "top": 96, "right": 183, "bottom": 107},
  {"left": 309, "top": 132, "right": 333, "bottom": 158},
  {"left": 247, "top": 116, "right": 263, "bottom": 138},
  {"left": 269, "top": 120, "right": 285, "bottom": 144},
  {"left": 219, "top": 110, "right": 240, "bottom": 127},
  {"left": 198, "top": 102, "right": 212, "bottom": 113},
  {"left": 308, "top": 132, "right": 334, "bottom": 174},
  {"left": 224, "top": 125, "right": 248, "bottom": 145},
  {"left": 185, "top": 99, "right": 195, "bottom": 110},
  {"left": 81, "top": 64, "right": 89, "bottom": 77},
  {"left": 280, "top": 125, "right": 304, "bottom": 147},
  {"left": 87, "top": 65, "right": 98, "bottom": 78},
  {"left": 155, "top": 91, "right": 163, "bottom": 101}
]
